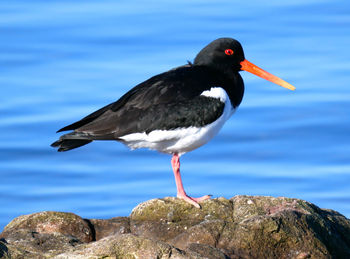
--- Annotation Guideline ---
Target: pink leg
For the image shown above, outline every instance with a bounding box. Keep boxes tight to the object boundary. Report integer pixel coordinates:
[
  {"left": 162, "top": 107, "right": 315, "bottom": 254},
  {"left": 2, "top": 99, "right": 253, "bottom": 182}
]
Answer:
[{"left": 171, "top": 153, "right": 211, "bottom": 208}]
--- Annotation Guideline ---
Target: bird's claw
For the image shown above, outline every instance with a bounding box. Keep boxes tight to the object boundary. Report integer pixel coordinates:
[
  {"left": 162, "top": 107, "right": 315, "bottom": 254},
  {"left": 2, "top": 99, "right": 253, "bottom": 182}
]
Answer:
[{"left": 177, "top": 194, "right": 212, "bottom": 208}]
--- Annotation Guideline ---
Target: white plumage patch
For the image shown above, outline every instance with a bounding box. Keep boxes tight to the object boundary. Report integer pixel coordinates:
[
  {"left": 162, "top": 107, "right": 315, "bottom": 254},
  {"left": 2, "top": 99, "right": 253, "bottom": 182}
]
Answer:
[
  {"left": 119, "top": 87, "right": 236, "bottom": 155},
  {"left": 200, "top": 87, "right": 228, "bottom": 102}
]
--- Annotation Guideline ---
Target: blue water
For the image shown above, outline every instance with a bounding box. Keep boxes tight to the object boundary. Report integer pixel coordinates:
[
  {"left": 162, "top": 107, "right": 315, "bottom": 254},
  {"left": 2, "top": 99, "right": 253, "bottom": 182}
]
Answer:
[{"left": 1, "top": 0, "right": 350, "bottom": 231}]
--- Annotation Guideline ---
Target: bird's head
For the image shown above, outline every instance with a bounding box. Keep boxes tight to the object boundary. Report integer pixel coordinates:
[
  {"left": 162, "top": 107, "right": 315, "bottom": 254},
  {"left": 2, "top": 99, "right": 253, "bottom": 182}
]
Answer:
[{"left": 194, "top": 38, "right": 295, "bottom": 91}]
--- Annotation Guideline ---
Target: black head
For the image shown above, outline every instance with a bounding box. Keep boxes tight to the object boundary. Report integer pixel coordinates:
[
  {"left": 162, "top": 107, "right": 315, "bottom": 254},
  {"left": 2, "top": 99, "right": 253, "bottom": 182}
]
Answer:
[
  {"left": 193, "top": 37, "right": 296, "bottom": 91},
  {"left": 193, "top": 38, "right": 245, "bottom": 73}
]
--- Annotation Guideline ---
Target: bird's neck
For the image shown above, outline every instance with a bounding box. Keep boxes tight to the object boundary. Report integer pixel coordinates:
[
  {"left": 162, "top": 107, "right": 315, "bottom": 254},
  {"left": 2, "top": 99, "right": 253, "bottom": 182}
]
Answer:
[
  {"left": 224, "top": 71, "right": 245, "bottom": 108},
  {"left": 207, "top": 66, "right": 245, "bottom": 108}
]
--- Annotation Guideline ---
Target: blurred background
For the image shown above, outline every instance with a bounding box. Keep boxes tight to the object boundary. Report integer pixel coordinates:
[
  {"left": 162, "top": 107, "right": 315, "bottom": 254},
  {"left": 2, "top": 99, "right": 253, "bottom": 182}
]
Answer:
[{"left": 1, "top": 0, "right": 350, "bottom": 231}]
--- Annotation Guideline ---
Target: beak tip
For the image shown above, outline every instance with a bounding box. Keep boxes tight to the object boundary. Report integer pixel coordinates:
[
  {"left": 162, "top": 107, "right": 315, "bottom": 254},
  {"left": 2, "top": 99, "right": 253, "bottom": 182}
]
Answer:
[{"left": 285, "top": 84, "right": 296, "bottom": 91}]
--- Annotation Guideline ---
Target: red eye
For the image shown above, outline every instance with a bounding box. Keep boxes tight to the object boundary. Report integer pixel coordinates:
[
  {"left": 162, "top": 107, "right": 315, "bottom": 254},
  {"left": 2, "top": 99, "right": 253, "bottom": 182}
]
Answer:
[{"left": 225, "top": 49, "right": 234, "bottom": 55}]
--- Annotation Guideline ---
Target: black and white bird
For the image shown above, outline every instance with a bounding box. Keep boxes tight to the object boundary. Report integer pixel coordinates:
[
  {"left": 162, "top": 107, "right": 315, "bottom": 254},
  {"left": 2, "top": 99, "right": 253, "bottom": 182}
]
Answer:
[{"left": 52, "top": 38, "right": 295, "bottom": 208}]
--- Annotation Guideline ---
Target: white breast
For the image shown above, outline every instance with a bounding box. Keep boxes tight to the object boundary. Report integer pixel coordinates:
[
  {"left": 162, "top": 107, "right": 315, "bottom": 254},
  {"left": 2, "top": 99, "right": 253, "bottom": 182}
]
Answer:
[{"left": 118, "top": 87, "right": 236, "bottom": 155}]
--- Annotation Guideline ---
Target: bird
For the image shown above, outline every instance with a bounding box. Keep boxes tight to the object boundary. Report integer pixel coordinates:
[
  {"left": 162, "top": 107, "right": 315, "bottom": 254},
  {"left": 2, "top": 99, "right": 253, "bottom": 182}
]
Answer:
[{"left": 51, "top": 37, "right": 295, "bottom": 208}]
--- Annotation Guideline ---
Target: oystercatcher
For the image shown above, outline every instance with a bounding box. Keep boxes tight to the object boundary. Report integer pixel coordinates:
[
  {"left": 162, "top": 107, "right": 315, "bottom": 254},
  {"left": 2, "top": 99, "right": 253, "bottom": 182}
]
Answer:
[{"left": 52, "top": 38, "right": 295, "bottom": 208}]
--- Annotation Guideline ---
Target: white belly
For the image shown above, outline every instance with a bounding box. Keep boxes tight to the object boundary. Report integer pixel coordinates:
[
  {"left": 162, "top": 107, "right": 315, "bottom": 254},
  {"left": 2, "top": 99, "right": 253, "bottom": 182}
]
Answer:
[{"left": 118, "top": 87, "right": 236, "bottom": 155}]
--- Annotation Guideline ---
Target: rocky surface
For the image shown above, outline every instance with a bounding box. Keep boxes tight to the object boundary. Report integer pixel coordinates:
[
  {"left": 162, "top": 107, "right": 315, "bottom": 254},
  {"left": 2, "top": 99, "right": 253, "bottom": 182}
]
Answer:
[{"left": 1, "top": 195, "right": 350, "bottom": 259}]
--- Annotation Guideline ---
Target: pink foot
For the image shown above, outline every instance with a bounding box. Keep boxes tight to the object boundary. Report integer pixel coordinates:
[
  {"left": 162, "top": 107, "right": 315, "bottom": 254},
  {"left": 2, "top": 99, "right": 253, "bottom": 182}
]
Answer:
[
  {"left": 171, "top": 153, "right": 212, "bottom": 208},
  {"left": 177, "top": 193, "right": 212, "bottom": 208}
]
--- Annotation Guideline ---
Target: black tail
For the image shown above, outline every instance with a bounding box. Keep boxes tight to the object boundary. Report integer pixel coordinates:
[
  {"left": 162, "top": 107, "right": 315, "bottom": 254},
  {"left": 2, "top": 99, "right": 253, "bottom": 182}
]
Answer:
[{"left": 51, "top": 132, "right": 92, "bottom": 152}]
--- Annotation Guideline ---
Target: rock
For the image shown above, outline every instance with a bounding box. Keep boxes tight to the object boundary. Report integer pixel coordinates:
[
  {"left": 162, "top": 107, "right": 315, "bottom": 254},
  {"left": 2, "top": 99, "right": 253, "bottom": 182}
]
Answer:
[
  {"left": 129, "top": 197, "right": 232, "bottom": 243},
  {"left": 54, "top": 234, "right": 202, "bottom": 259},
  {"left": 1, "top": 196, "right": 350, "bottom": 259},
  {"left": 0, "top": 211, "right": 93, "bottom": 258},
  {"left": 1, "top": 211, "right": 93, "bottom": 243},
  {"left": 88, "top": 217, "right": 130, "bottom": 241}
]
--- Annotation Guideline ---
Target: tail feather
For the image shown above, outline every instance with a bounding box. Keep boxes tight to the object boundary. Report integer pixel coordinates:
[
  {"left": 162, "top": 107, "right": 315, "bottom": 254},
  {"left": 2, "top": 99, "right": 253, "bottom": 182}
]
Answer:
[{"left": 51, "top": 132, "right": 93, "bottom": 152}]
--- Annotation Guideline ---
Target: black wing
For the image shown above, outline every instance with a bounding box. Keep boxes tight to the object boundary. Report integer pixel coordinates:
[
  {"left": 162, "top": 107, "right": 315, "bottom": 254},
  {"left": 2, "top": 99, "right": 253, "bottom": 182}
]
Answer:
[
  {"left": 57, "top": 65, "right": 227, "bottom": 139},
  {"left": 57, "top": 65, "right": 194, "bottom": 133}
]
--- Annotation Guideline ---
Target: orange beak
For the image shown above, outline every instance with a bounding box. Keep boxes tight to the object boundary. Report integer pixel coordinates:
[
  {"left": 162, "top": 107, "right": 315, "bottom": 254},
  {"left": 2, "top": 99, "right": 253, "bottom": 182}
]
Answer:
[{"left": 240, "top": 59, "right": 295, "bottom": 91}]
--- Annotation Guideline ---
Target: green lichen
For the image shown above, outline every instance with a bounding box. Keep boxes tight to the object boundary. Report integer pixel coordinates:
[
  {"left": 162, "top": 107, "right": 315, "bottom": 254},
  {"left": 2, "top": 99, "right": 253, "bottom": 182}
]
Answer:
[{"left": 130, "top": 197, "right": 233, "bottom": 224}]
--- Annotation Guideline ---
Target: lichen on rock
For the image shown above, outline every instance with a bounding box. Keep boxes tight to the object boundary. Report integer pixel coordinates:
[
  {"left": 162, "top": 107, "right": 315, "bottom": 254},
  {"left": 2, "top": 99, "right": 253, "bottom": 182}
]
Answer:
[{"left": 1, "top": 195, "right": 350, "bottom": 259}]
